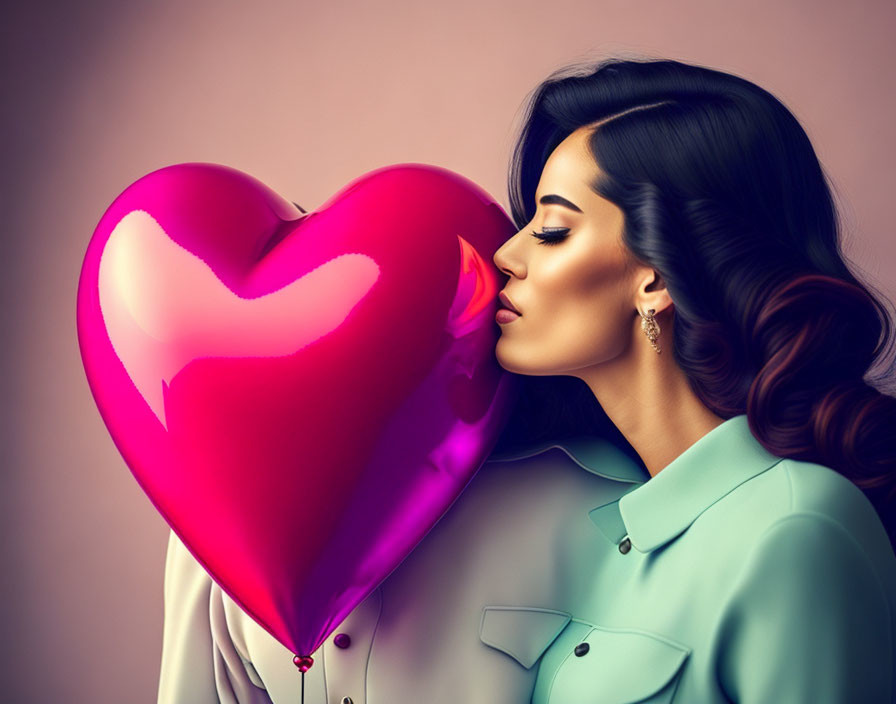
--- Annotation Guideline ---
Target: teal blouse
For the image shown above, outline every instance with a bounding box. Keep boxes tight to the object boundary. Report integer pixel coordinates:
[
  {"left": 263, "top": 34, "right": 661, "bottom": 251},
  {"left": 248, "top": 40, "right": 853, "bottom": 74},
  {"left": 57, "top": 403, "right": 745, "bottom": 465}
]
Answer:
[{"left": 495, "top": 414, "right": 896, "bottom": 703}]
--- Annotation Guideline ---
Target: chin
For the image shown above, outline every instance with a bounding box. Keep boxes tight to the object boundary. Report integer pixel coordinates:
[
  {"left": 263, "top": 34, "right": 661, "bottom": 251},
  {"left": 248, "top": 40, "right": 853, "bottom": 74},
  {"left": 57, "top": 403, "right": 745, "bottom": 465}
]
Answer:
[
  {"left": 495, "top": 339, "right": 547, "bottom": 377},
  {"left": 494, "top": 339, "right": 524, "bottom": 375}
]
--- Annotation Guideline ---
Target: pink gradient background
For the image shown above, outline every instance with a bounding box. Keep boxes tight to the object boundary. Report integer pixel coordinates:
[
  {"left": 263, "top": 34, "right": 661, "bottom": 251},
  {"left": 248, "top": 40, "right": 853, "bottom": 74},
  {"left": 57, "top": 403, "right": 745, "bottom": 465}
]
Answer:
[{"left": 4, "top": 0, "right": 896, "bottom": 701}]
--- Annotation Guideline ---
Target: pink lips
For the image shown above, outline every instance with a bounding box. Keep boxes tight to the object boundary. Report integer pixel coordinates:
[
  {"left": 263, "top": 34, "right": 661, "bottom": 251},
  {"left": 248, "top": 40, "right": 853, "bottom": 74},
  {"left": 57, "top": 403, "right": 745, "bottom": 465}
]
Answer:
[
  {"left": 496, "top": 290, "right": 521, "bottom": 325},
  {"left": 498, "top": 290, "right": 521, "bottom": 315},
  {"left": 495, "top": 309, "right": 520, "bottom": 324}
]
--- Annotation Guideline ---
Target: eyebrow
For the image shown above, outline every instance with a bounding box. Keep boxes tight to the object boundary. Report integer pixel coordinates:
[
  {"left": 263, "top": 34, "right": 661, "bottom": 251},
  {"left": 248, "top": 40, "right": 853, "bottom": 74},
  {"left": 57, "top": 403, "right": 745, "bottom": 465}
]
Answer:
[{"left": 538, "top": 194, "right": 583, "bottom": 213}]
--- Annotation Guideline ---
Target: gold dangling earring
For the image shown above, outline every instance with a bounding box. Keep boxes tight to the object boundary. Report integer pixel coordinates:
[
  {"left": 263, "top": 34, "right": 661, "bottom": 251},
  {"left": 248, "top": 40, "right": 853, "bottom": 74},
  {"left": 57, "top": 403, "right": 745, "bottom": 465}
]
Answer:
[{"left": 640, "top": 308, "right": 661, "bottom": 354}]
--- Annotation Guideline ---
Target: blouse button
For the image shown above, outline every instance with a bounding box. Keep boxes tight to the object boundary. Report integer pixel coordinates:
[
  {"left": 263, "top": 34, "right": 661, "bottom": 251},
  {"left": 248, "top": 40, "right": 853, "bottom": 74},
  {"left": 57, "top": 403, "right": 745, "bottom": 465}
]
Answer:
[
  {"left": 618, "top": 536, "right": 632, "bottom": 554},
  {"left": 574, "top": 642, "right": 590, "bottom": 657},
  {"left": 334, "top": 633, "right": 351, "bottom": 649}
]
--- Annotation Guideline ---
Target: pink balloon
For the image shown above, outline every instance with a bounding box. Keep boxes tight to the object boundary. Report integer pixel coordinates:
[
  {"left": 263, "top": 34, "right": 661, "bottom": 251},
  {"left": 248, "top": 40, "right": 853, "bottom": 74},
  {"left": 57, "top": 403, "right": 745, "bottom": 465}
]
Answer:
[{"left": 76, "top": 162, "right": 519, "bottom": 662}]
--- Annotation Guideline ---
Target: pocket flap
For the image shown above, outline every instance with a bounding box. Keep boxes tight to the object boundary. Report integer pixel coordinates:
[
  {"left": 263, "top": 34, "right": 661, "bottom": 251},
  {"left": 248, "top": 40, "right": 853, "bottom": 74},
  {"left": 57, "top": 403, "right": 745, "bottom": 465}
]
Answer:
[
  {"left": 479, "top": 606, "right": 571, "bottom": 669},
  {"left": 549, "top": 626, "right": 690, "bottom": 703}
]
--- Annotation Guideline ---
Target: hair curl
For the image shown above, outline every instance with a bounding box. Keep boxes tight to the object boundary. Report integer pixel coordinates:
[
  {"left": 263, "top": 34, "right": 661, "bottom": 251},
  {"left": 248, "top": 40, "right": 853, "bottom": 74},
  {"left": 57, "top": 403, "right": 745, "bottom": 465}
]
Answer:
[{"left": 492, "top": 55, "right": 896, "bottom": 548}]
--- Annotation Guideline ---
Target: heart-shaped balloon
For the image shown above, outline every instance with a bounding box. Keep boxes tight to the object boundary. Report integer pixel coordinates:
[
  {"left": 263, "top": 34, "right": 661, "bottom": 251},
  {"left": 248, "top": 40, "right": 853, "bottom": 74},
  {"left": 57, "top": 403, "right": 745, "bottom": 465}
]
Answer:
[{"left": 76, "top": 162, "right": 519, "bottom": 663}]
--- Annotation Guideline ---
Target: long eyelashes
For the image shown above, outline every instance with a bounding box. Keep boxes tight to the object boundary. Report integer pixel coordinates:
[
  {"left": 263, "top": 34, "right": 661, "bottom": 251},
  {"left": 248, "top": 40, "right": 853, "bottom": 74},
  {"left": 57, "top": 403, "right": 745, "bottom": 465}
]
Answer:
[{"left": 531, "top": 227, "right": 570, "bottom": 246}]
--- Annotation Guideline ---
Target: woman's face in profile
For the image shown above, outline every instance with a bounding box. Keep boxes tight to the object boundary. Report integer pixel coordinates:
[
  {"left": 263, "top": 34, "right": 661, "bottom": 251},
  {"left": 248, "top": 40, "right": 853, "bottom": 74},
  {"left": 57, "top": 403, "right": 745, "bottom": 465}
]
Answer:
[{"left": 493, "top": 126, "right": 646, "bottom": 378}]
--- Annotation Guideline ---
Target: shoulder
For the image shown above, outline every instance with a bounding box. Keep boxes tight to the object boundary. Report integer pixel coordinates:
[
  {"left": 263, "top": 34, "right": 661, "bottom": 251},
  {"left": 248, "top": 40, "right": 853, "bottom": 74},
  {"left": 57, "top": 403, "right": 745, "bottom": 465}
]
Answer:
[
  {"left": 719, "top": 463, "right": 896, "bottom": 633},
  {"left": 715, "top": 457, "right": 886, "bottom": 543},
  {"left": 699, "top": 457, "right": 896, "bottom": 592},
  {"left": 760, "top": 458, "right": 892, "bottom": 560},
  {"left": 712, "top": 469, "right": 896, "bottom": 701},
  {"left": 723, "top": 458, "right": 896, "bottom": 607}
]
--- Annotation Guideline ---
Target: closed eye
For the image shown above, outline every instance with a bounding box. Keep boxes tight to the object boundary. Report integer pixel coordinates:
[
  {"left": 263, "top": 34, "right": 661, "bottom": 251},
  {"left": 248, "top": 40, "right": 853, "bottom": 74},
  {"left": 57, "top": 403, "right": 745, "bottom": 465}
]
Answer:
[{"left": 531, "top": 227, "right": 570, "bottom": 246}]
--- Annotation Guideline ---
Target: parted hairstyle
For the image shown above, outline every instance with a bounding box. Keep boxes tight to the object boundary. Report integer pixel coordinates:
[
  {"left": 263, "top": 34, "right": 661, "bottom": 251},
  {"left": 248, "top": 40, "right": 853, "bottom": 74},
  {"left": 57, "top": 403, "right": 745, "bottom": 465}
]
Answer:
[{"left": 491, "top": 55, "right": 896, "bottom": 549}]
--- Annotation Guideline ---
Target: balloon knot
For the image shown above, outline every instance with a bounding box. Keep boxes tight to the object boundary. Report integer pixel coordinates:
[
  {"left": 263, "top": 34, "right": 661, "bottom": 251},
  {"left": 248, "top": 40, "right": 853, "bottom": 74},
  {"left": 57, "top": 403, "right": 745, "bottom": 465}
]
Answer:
[{"left": 293, "top": 654, "right": 314, "bottom": 672}]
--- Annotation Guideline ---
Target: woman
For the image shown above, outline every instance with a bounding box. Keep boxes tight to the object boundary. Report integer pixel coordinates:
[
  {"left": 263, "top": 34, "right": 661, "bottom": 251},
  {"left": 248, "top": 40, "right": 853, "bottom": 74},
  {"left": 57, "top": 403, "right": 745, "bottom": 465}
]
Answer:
[{"left": 489, "top": 56, "right": 896, "bottom": 702}]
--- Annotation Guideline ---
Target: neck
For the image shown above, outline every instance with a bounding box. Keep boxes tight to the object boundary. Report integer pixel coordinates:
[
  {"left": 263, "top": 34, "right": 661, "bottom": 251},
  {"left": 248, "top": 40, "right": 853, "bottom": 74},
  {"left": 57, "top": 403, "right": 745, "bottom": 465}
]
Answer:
[{"left": 575, "top": 313, "right": 726, "bottom": 478}]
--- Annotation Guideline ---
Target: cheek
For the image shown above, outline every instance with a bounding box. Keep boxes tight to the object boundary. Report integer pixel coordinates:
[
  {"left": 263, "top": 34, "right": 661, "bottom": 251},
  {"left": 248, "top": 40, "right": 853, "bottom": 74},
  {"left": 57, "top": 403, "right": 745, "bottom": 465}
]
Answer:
[{"left": 541, "top": 255, "right": 634, "bottom": 362}]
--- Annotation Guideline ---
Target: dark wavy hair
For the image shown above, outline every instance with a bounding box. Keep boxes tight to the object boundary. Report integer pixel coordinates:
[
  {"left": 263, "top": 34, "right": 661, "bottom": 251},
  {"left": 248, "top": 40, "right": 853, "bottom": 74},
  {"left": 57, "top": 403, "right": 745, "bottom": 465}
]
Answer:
[{"left": 491, "top": 55, "right": 896, "bottom": 548}]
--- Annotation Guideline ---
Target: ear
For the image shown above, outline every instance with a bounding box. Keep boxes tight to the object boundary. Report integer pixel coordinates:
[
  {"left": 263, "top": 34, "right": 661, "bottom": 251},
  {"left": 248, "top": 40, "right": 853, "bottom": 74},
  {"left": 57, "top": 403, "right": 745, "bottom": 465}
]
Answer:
[{"left": 634, "top": 266, "right": 674, "bottom": 317}]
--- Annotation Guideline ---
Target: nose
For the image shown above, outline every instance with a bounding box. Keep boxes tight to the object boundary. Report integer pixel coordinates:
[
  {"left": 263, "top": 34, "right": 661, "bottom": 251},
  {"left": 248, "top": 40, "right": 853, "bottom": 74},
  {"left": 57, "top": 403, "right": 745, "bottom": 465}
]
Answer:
[
  {"left": 493, "top": 232, "right": 524, "bottom": 279},
  {"left": 492, "top": 242, "right": 506, "bottom": 271}
]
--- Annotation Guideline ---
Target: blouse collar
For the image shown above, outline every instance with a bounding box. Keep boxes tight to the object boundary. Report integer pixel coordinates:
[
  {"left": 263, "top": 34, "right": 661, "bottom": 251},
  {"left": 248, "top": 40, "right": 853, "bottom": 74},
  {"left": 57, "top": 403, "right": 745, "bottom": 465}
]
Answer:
[{"left": 589, "top": 414, "right": 785, "bottom": 553}]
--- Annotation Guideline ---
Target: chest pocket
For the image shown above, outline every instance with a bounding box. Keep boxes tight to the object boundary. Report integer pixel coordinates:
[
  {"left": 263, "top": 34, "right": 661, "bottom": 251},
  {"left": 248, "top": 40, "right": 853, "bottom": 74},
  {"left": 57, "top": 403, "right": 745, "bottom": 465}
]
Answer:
[
  {"left": 479, "top": 606, "right": 572, "bottom": 669},
  {"left": 545, "top": 625, "right": 690, "bottom": 704}
]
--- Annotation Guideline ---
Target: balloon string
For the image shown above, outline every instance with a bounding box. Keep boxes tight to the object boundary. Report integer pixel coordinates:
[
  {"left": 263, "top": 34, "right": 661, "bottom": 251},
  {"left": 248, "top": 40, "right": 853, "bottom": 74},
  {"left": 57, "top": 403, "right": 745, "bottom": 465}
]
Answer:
[{"left": 293, "top": 653, "right": 311, "bottom": 703}]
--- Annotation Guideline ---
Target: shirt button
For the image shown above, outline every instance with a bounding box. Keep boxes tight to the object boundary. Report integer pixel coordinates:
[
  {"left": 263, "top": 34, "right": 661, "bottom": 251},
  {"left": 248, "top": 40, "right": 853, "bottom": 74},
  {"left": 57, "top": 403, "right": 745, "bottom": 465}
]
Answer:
[
  {"left": 618, "top": 537, "right": 632, "bottom": 554},
  {"left": 574, "top": 642, "right": 590, "bottom": 657},
  {"left": 334, "top": 633, "right": 351, "bottom": 649}
]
